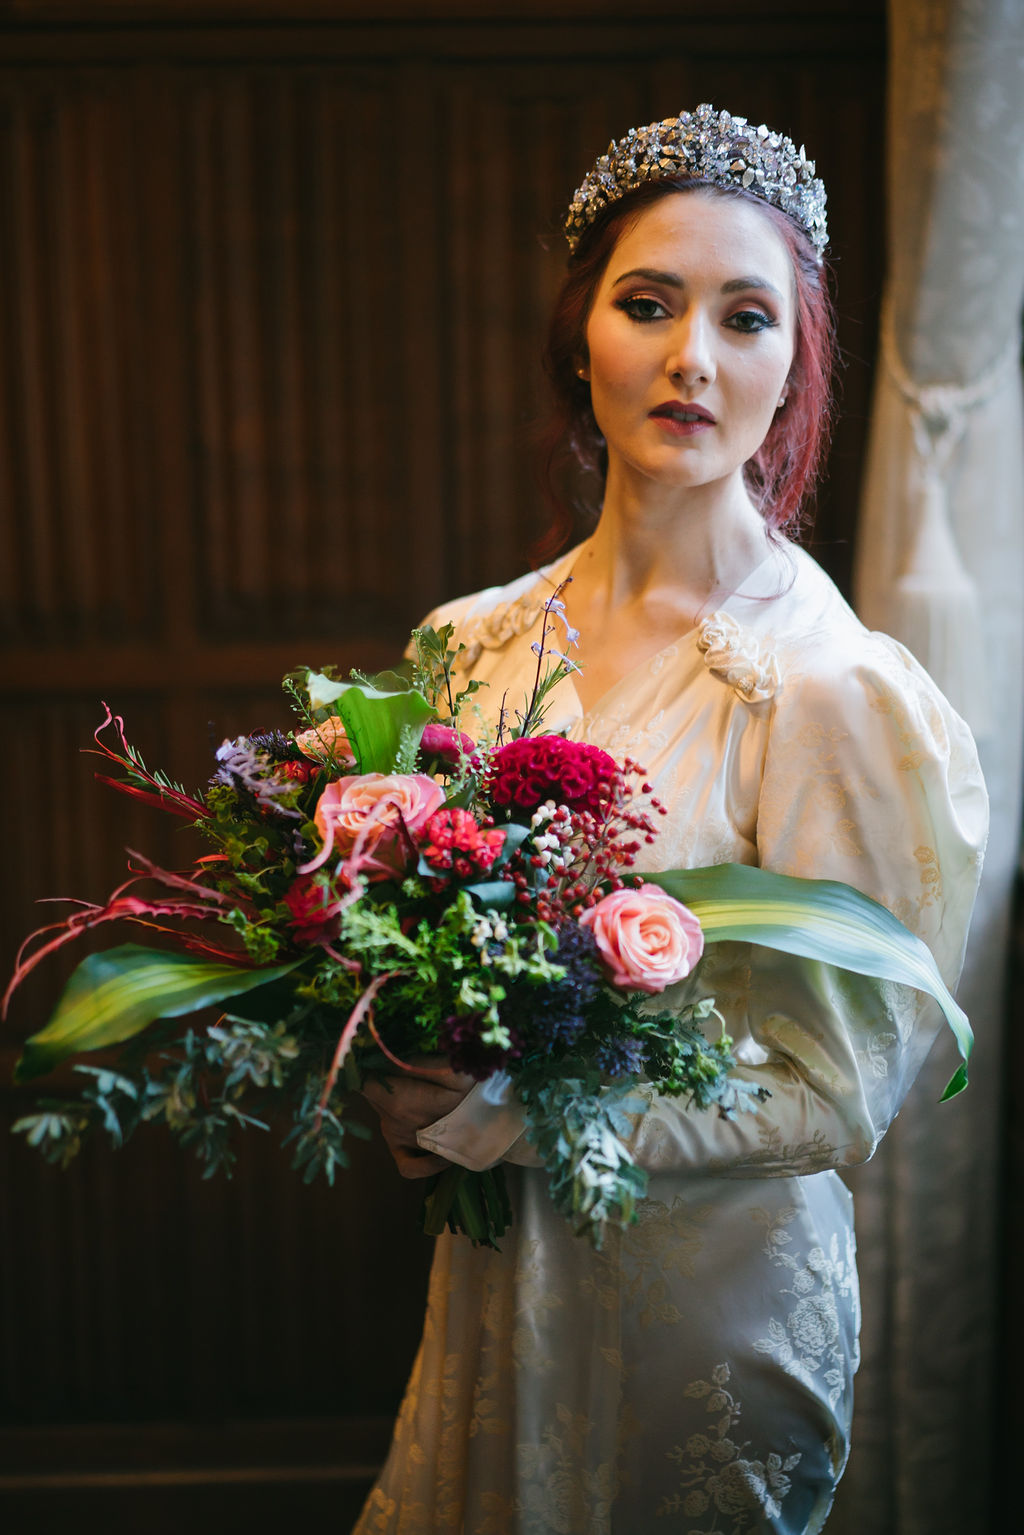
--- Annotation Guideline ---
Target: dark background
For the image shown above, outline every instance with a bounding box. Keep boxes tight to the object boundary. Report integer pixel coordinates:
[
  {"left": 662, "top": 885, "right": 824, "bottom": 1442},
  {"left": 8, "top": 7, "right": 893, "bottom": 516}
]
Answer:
[{"left": 1, "top": 3, "right": 1011, "bottom": 1532}]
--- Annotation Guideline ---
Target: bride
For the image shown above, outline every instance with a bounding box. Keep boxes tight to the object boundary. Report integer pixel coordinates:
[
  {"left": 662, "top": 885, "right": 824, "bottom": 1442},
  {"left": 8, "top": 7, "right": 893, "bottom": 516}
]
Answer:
[{"left": 356, "top": 107, "right": 987, "bottom": 1534}]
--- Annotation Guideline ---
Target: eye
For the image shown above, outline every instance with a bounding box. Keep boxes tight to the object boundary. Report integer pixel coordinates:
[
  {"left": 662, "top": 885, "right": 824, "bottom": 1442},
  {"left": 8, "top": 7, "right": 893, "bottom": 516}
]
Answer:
[
  {"left": 725, "top": 308, "right": 778, "bottom": 335},
  {"left": 615, "top": 294, "right": 670, "bottom": 324}
]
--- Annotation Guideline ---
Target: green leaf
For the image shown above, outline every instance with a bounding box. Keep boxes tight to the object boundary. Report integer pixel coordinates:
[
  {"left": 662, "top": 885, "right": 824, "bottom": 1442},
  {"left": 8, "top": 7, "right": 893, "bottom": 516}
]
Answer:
[
  {"left": 14, "top": 945, "right": 305, "bottom": 1083},
  {"left": 357, "top": 668, "right": 414, "bottom": 694},
  {"left": 462, "top": 880, "right": 516, "bottom": 910},
  {"left": 337, "top": 682, "right": 435, "bottom": 775},
  {"left": 494, "top": 822, "right": 531, "bottom": 866},
  {"left": 647, "top": 864, "right": 972, "bottom": 1099}
]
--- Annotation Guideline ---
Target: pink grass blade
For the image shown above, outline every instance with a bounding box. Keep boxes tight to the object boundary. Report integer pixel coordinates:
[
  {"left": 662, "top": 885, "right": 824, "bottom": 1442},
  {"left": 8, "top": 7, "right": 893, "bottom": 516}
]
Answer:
[
  {"left": 86, "top": 704, "right": 209, "bottom": 820},
  {"left": 364, "top": 1013, "right": 458, "bottom": 1080},
  {"left": 122, "top": 851, "right": 236, "bottom": 906},
  {"left": 2, "top": 895, "right": 246, "bottom": 1019},
  {"left": 316, "top": 971, "right": 401, "bottom": 1123},
  {"left": 3, "top": 855, "right": 249, "bottom": 1021},
  {"left": 92, "top": 774, "right": 205, "bottom": 820}
]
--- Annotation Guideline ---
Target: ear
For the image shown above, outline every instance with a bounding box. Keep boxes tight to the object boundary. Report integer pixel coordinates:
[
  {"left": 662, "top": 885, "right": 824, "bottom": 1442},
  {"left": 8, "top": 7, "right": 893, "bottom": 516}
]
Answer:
[{"left": 777, "top": 360, "right": 797, "bottom": 411}]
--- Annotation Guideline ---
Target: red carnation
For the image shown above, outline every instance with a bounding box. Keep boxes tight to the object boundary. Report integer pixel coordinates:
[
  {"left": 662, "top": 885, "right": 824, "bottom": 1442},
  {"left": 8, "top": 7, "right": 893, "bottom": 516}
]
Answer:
[
  {"left": 419, "top": 808, "right": 505, "bottom": 880},
  {"left": 487, "top": 736, "right": 619, "bottom": 817}
]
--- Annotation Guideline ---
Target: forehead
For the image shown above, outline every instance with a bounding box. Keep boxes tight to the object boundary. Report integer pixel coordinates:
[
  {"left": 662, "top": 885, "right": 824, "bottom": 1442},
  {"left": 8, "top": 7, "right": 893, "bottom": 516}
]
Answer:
[{"left": 602, "top": 190, "right": 795, "bottom": 296}]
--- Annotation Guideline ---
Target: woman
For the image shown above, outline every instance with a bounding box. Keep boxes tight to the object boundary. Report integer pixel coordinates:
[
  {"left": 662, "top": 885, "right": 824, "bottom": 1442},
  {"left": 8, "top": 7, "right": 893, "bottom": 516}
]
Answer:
[{"left": 356, "top": 107, "right": 987, "bottom": 1534}]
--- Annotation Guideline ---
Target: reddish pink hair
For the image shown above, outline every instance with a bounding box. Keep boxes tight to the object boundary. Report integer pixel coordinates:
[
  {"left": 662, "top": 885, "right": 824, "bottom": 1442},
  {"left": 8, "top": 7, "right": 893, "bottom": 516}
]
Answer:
[{"left": 535, "top": 178, "right": 837, "bottom": 563}]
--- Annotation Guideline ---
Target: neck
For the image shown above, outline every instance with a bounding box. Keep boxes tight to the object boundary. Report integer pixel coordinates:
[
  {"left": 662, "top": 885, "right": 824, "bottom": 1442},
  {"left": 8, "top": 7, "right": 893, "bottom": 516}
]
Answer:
[{"left": 575, "top": 464, "right": 772, "bottom": 610}]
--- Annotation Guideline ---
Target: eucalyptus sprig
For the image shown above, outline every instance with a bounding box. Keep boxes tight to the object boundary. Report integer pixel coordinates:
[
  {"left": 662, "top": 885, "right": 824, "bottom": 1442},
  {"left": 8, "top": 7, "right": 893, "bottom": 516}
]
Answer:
[
  {"left": 517, "top": 1071, "right": 649, "bottom": 1247},
  {"left": 507, "top": 997, "right": 766, "bottom": 1249}
]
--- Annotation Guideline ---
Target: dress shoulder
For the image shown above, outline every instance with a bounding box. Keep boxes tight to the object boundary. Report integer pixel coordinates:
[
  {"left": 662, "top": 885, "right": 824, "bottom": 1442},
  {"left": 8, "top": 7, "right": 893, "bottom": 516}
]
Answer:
[
  {"left": 414, "top": 553, "right": 577, "bottom": 669},
  {"left": 763, "top": 546, "right": 981, "bottom": 777},
  {"left": 750, "top": 548, "right": 987, "bottom": 976}
]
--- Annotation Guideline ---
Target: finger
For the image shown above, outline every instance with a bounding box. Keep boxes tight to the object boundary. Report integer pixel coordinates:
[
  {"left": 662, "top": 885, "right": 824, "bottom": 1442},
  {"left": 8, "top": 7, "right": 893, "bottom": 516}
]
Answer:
[
  {"left": 360, "top": 1078, "right": 395, "bottom": 1114},
  {"left": 400, "top": 1057, "right": 477, "bottom": 1093},
  {"left": 394, "top": 1147, "right": 450, "bottom": 1180},
  {"left": 378, "top": 1118, "right": 449, "bottom": 1179},
  {"left": 367, "top": 1066, "right": 476, "bottom": 1096},
  {"left": 361, "top": 1075, "right": 472, "bottom": 1127}
]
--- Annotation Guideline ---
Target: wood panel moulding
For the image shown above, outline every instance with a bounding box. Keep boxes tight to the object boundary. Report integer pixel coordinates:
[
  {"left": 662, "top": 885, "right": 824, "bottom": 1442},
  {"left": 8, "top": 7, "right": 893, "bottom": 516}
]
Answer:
[
  {"left": 1, "top": 1, "right": 885, "bottom": 21},
  {"left": 0, "top": 1414, "right": 393, "bottom": 1532},
  {"left": 0, "top": 9, "right": 886, "bottom": 64}
]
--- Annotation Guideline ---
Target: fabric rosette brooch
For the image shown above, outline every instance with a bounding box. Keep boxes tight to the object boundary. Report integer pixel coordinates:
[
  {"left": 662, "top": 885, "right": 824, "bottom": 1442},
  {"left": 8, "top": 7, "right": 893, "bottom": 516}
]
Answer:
[{"left": 6, "top": 589, "right": 973, "bottom": 1249}]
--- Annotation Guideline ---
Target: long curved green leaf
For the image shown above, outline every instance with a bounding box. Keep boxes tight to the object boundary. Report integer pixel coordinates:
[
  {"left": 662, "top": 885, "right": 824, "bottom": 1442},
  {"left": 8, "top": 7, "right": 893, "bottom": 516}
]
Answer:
[
  {"left": 337, "top": 683, "right": 434, "bottom": 775},
  {"left": 647, "top": 864, "right": 971, "bottom": 1101},
  {"left": 14, "top": 945, "right": 304, "bottom": 1083}
]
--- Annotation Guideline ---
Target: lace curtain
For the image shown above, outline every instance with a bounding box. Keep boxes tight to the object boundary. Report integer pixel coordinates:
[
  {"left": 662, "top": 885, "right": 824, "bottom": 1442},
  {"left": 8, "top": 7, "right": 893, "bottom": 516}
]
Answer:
[{"left": 843, "top": 1, "right": 1024, "bottom": 1529}]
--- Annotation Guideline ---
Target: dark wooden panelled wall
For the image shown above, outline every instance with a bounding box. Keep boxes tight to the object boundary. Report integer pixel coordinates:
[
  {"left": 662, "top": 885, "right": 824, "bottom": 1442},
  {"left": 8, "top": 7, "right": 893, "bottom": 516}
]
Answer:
[{"left": 0, "top": 3, "right": 885, "bottom": 1529}]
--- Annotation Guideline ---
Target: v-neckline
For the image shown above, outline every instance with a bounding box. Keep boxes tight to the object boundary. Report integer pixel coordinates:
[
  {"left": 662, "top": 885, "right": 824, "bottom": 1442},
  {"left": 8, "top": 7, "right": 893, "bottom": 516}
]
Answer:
[{"left": 547, "top": 541, "right": 785, "bottom": 722}]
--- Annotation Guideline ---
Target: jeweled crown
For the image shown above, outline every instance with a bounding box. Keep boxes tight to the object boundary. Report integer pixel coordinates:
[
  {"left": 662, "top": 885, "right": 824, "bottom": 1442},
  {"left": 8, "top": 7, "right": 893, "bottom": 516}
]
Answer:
[{"left": 564, "top": 104, "right": 828, "bottom": 258}]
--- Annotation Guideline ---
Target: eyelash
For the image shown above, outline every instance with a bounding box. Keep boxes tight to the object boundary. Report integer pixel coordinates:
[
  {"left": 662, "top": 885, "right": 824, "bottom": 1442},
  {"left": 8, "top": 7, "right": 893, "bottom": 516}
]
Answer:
[
  {"left": 615, "top": 295, "right": 670, "bottom": 323},
  {"left": 728, "top": 309, "right": 777, "bottom": 335},
  {"left": 614, "top": 295, "right": 778, "bottom": 333}
]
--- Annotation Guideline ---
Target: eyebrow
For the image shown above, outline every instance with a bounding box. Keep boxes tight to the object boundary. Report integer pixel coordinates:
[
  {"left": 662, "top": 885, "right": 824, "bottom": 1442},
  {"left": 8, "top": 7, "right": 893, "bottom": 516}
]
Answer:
[{"left": 611, "top": 267, "right": 785, "bottom": 302}]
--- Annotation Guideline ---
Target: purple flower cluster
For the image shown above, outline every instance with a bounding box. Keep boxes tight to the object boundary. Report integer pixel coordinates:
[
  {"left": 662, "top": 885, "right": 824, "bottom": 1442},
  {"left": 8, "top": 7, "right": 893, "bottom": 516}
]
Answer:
[
  {"left": 502, "top": 923, "right": 603, "bottom": 1053},
  {"left": 245, "top": 728, "right": 300, "bottom": 763},
  {"left": 437, "top": 925, "right": 606, "bottom": 1079},
  {"left": 213, "top": 736, "right": 302, "bottom": 819},
  {"left": 594, "top": 1036, "right": 646, "bottom": 1078}
]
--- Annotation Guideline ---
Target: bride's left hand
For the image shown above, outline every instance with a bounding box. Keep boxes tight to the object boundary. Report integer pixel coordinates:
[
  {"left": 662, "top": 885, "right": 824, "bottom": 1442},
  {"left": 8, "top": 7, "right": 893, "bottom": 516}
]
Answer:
[{"left": 361, "top": 1061, "right": 476, "bottom": 1178}]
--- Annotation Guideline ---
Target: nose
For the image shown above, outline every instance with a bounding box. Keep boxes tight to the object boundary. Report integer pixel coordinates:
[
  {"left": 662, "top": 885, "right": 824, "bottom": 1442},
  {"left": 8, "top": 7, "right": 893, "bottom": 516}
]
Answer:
[{"left": 665, "top": 310, "right": 715, "bottom": 388}]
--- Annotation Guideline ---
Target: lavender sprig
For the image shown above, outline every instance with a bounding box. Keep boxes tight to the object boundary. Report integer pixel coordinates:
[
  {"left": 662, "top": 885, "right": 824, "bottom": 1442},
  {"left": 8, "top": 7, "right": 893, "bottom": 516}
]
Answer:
[
  {"left": 213, "top": 738, "right": 303, "bottom": 819},
  {"left": 514, "top": 579, "right": 581, "bottom": 739}
]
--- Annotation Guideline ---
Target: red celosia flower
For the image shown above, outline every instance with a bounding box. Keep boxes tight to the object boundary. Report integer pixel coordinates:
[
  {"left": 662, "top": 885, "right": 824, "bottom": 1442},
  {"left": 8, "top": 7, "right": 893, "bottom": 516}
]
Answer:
[
  {"left": 419, "top": 808, "right": 505, "bottom": 880},
  {"left": 487, "top": 736, "right": 619, "bottom": 817}
]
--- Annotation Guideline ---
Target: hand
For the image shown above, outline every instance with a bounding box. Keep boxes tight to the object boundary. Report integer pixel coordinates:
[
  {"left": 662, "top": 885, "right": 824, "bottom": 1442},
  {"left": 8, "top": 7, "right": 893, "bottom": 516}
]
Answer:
[{"left": 361, "top": 1060, "right": 476, "bottom": 1179}]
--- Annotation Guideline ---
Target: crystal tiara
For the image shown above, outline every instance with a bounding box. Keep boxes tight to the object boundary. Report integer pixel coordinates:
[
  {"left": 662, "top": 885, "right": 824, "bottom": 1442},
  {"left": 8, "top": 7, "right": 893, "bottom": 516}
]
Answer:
[{"left": 564, "top": 104, "right": 828, "bottom": 259}]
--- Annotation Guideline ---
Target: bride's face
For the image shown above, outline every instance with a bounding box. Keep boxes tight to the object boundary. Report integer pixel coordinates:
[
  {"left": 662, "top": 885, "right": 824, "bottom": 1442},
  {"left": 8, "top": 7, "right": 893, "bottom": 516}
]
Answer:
[{"left": 582, "top": 191, "right": 796, "bottom": 497}]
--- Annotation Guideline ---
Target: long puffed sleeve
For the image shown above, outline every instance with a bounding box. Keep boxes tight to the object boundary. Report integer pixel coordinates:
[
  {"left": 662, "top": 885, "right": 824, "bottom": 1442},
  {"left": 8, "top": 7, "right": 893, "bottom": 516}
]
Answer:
[{"left": 418, "top": 622, "right": 988, "bottom": 1179}]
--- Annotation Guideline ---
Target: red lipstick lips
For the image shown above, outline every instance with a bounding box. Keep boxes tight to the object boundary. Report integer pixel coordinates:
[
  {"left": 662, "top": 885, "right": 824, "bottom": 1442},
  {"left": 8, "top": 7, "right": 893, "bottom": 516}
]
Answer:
[{"left": 648, "top": 400, "right": 716, "bottom": 437}]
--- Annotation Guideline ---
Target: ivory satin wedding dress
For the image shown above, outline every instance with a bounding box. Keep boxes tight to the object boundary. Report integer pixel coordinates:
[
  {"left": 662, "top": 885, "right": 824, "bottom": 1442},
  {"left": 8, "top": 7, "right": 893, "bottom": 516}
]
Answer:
[{"left": 354, "top": 540, "right": 986, "bottom": 1535}]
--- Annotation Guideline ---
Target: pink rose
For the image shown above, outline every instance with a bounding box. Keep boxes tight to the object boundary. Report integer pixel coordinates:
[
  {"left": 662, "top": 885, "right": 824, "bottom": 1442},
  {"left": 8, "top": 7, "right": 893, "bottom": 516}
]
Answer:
[
  {"left": 580, "top": 884, "right": 704, "bottom": 994},
  {"left": 300, "top": 772, "right": 445, "bottom": 878},
  {"left": 294, "top": 716, "right": 357, "bottom": 769}
]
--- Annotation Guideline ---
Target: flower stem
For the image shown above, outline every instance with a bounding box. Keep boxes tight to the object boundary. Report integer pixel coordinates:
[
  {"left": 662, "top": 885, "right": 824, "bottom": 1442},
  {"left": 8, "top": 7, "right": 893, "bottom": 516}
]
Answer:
[
  {"left": 421, "top": 1163, "right": 467, "bottom": 1237},
  {"left": 420, "top": 1165, "right": 511, "bottom": 1248}
]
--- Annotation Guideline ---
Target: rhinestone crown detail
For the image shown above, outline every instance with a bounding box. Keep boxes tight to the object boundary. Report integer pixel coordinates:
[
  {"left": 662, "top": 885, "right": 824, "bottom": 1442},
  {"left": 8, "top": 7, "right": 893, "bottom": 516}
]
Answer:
[{"left": 564, "top": 104, "right": 827, "bottom": 258}]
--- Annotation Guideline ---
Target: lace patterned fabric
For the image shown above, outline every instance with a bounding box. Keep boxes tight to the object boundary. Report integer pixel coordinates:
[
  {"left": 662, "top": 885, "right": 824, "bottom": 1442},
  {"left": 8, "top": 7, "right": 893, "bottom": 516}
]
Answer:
[{"left": 356, "top": 540, "right": 986, "bottom": 1534}]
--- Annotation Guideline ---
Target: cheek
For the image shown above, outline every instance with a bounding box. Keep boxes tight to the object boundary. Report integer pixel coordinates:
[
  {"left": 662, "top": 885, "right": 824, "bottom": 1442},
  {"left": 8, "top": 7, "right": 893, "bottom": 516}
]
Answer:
[
  {"left": 585, "top": 311, "right": 645, "bottom": 392},
  {"left": 586, "top": 344, "right": 650, "bottom": 430},
  {"left": 737, "top": 345, "right": 793, "bottom": 424},
  {"left": 590, "top": 362, "right": 641, "bottom": 407}
]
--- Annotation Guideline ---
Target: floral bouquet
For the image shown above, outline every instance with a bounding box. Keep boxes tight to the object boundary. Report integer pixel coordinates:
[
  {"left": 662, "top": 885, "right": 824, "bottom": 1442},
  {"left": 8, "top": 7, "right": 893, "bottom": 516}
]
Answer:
[{"left": 6, "top": 591, "right": 972, "bottom": 1249}]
